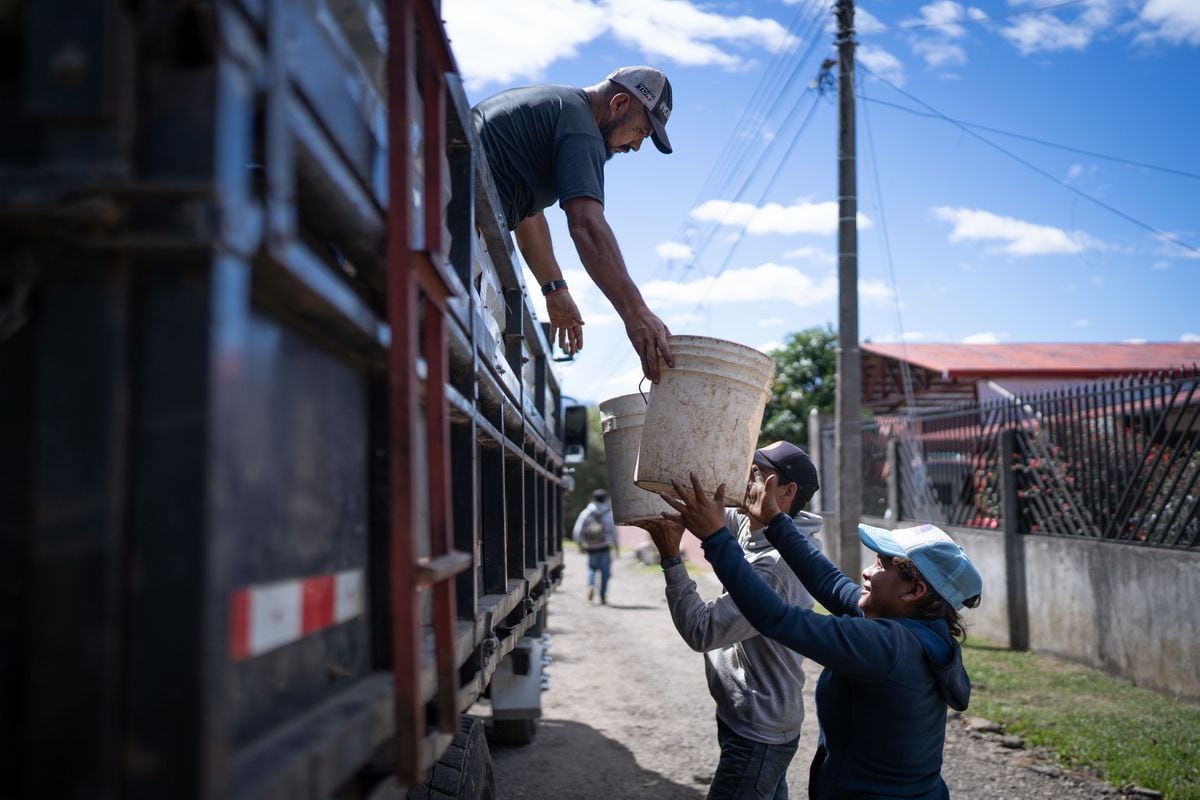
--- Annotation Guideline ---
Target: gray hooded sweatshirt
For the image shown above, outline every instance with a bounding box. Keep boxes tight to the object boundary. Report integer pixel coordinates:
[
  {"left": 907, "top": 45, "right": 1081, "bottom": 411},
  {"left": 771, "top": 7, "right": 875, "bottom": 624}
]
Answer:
[{"left": 662, "top": 509, "right": 822, "bottom": 744}]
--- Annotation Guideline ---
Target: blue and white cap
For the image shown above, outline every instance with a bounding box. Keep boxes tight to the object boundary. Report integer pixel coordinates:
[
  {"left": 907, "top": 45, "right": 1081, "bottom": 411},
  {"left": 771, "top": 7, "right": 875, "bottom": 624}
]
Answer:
[{"left": 858, "top": 523, "right": 983, "bottom": 610}]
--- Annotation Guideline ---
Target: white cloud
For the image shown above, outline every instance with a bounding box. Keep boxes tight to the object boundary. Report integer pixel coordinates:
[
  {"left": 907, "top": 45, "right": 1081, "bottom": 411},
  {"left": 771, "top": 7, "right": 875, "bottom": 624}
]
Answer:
[
  {"left": 443, "top": 0, "right": 608, "bottom": 90},
  {"left": 1152, "top": 261, "right": 1171, "bottom": 270},
  {"left": 858, "top": 280, "right": 896, "bottom": 304},
  {"left": 856, "top": 7, "right": 887, "bottom": 36},
  {"left": 1089, "top": 275, "right": 1104, "bottom": 285},
  {"left": 782, "top": 246, "right": 836, "bottom": 266},
  {"left": 913, "top": 40, "right": 968, "bottom": 67},
  {"left": 1000, "top": 1, "right": 1115, "bottom": 56},
  {"left": 656, "top": 241, "right": 694, "bottom": 260},
  {"left": 962, "top": 332, "right": 1004, "bottom": 344},
  {"left": 443, "top": 0, "right": 797, "bottom": 91},
  {"left": 906, "top": 2, "right": 968, "bottom": 38},
  {"left": 757, "top": 340, "right": 784, "bottom": 355},
  {"left": 757, "top": 317, "right": 787, "bottom": 328},
  {"left": 1137, "top": 0, "right": 1200, "bottom": 46},
  {"left": 904, "top": 2, "right": 971, "bottom": 69},
  {"left": 821, "top": 5, "right": 886, "bottom": 36},
  {"left": 1066, "top": 164, "right": 1083, "bottom": 180},
  {"left": 858, "top": 44, "right": 906, "bottom": 86},
  {"left": 1182, "top": 333, "right": 1200, "bottom": 343},
  {"left": 637, "top": 262, "right": 892, "bottom": 309},
  {"left": 1074, "top": 318, "right": 1090, "bottom": 327},
  {"left": 931, "top": 206, "right": 1107, "bottom": 256},
  {"left": 1153, "top": 231, "right": 1200, "bottom": 259},
  {"left": 1124, "top": 338, "right": 1148, "bottom": 344},
  {"left": 607, "top": 0, "right": 795, "bottom": 68},
  {"left": 966, "top": 7, "right": 988, "bottom": 24},
  {"left": 691, "top": 199, "right": 873, "bottom": 235}
]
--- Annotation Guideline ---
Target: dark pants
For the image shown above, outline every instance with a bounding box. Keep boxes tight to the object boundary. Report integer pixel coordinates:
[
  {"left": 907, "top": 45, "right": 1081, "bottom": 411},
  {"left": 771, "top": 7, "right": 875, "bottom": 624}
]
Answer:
[
  {"left": 707, "top": 716, "right": 799, "bottom": 800},
  {"left": 585, "top": 549, "right": 612, "bottom": 601}
]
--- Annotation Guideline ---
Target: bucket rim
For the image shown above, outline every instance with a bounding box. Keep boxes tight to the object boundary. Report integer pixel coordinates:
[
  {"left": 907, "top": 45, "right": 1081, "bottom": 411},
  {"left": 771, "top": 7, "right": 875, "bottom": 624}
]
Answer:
[
  {"left": 666, "top": 334, "right": 776, "bottom": 361},
  {"left": 599, "top": 392, "right": 649, "bottom": 417}
]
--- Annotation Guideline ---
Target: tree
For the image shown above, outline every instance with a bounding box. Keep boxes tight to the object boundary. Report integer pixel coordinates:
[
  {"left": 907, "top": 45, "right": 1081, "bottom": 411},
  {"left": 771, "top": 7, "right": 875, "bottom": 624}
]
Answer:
[
  {"left": 760, "top": 324, "right": 837, "bottom": 447},
  {"left": 564, "top": 405, "right": 608, "bottom": 525}
]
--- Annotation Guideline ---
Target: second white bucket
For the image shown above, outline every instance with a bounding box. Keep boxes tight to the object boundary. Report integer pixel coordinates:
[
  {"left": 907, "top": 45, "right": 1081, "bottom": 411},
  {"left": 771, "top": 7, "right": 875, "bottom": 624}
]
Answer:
[
  {"left": 634, "top": 335, "right": 776, "bottom": 506},
  {"left": 599, "top": 393, "right": 670, "bottom": 525}
]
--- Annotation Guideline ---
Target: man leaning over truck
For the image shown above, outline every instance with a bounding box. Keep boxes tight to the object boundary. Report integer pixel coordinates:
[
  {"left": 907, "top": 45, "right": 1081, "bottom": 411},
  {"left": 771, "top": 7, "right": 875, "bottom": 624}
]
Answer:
[
  {"left": 472, "top": 66, "right": 676, "bottom": 382},
  {"left": 637, "top": 442, "right": 823, "bottom": 800}
]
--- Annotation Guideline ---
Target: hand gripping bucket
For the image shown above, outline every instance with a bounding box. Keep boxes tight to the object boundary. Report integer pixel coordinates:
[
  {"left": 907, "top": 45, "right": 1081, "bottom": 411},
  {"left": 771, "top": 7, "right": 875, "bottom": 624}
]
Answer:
[
  {"left": 598, "top": 393, "right": 671, "bottom": 525},
  {"left": 634, "top": 335, "right": 776, "bottom": 506}
]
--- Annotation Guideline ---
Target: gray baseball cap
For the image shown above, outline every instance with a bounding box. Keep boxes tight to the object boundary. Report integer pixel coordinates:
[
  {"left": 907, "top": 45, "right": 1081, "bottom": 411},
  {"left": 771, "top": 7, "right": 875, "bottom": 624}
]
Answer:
[{"left": 607, "top": 66, "right": 674, "bottom": 154}]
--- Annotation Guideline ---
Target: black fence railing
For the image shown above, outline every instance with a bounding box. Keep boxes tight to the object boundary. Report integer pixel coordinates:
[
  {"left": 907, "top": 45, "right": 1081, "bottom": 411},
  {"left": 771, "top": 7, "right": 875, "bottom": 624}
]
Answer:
[{"left": 819, "top": 367, "right": 1200, "bottom": 549}]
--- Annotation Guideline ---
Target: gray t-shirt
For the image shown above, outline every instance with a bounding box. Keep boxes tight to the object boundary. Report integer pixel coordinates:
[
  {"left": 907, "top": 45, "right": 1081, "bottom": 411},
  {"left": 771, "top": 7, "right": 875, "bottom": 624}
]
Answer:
[{"left": 472, "top": 85, "right": 606, "bottom": 231}]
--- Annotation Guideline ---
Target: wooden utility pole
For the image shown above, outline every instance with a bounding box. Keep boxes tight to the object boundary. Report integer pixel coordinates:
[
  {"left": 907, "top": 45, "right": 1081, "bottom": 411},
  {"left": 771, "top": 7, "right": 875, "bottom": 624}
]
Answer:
[{"left": 834, "top": 0, "right": 863, "bottom": 577}]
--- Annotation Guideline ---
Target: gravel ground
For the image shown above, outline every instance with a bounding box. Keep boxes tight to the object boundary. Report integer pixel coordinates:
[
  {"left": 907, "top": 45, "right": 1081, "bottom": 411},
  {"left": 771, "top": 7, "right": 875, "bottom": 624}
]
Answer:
[{"left": 476, "top": 547, "right": 1131, "bottom": 800}]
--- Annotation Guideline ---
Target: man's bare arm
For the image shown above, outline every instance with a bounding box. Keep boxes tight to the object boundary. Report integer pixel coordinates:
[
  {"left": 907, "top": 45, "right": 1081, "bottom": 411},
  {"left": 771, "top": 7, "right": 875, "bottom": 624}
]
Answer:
[
  {"left": 515, "top": 211, "right": 584, "bottom": 355},
  {"left": 563, "top": 197, "right": 674, "bottom": 381}
]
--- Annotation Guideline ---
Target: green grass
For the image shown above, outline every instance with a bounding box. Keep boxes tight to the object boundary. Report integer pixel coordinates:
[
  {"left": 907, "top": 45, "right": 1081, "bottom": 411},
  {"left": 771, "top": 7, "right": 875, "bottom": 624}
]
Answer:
[{"left": 962, "top": 638, "right": 1200, "bottom": 799}]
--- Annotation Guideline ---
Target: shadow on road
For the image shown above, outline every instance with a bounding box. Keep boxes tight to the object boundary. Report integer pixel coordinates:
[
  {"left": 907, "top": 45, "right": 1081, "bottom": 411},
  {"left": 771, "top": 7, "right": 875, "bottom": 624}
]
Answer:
[{"left": 489, "top": 718, "right": 708, "bottom": 800}]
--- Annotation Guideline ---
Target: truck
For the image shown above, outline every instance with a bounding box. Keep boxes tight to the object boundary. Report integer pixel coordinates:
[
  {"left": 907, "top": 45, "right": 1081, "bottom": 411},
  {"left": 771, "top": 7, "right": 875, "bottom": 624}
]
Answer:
[{"left": 0, "top": 1, "right": 587, "bottom": 797}]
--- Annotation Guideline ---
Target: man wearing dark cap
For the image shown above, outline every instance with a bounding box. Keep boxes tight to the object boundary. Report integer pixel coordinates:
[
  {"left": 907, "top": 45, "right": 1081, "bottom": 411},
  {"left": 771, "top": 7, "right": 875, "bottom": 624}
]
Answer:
[
  {"left": 472, "top": 67, "right": 676, "bottom": 382},
  {"left": 637, "top": 441, "right": 823, "bottom": 800}
]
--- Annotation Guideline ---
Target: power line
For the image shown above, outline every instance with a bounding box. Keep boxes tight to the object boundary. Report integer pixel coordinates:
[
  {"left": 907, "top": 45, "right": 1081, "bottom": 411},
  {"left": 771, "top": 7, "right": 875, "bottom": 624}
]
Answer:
[
  {"left": 684, "top": 91, "right": 826, "bottom": 319},
  {"left": 858, "top": 62, "right": 1199, "bottom": 255},
  {"left": 675, "top": 6, "right": 834, "bottom": 275},
  {"left": 886, "top": 0, "right": 1090, "bottom": 32},
  {"left": 697, "top": 0, "right": 825, "bottom": 210},
  {"left": 860, "top": 94, "right": 1200, "bottom": 181}
]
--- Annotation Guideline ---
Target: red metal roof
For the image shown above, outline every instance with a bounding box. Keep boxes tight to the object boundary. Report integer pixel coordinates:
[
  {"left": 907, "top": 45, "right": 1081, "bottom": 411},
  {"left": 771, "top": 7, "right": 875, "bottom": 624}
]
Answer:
[{"left": 861, "top": 343, "right": 1200, "bottom": 379}]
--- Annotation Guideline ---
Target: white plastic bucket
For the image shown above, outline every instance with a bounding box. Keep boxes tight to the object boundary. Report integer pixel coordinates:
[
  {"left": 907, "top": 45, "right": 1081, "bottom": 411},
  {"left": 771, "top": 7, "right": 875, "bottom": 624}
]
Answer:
[
  {"left": 634, "top": 335, "right": 776, "bottom": 506},
  {"left": 598, "top": 393, "right": 670, "bottom": 525}
]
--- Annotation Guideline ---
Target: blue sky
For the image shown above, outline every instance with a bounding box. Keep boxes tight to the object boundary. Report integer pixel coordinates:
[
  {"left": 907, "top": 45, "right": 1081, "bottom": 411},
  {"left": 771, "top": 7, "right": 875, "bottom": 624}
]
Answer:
[{"left": 442, "top": 0, "right": 1200, "bottom": 405}]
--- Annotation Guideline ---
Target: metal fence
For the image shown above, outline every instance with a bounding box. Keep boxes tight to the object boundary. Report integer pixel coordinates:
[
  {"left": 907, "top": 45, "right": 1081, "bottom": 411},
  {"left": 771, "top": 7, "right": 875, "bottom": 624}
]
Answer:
[{"left": 819, "top": 367, "right": 1200, "bottom": 549}]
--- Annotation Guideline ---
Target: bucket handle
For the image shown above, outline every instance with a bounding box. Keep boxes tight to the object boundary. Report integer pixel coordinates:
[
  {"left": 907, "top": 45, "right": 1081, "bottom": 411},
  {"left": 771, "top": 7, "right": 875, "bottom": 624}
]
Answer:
[{"left": 638, "top": 377, "right": 651, "bottom": 405}]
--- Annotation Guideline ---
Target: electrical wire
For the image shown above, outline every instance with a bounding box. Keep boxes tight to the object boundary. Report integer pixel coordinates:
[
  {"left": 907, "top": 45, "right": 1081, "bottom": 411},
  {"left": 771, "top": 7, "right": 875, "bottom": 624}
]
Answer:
[
  {"left": 860, "top": 73, "right": 939, "bottom": 522},
  {"left": 683, "top": 90, "right": 825, "bottom": 320},
  {"left": 858, "top": 62, "right": 1199, "bottom": 255},
  {"left": 660, "top": 2, "right": 834, "bottom": 284},
  {"left": 859, "top": 95, "right": 1200, "bottom": 181}
]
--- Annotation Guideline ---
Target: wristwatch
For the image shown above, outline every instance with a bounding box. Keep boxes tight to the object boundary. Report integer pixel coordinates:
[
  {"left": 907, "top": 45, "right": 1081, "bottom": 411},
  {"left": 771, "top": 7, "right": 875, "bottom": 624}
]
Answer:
[{"left": 660, "top": 554, "right": 683, "bottom": 570}]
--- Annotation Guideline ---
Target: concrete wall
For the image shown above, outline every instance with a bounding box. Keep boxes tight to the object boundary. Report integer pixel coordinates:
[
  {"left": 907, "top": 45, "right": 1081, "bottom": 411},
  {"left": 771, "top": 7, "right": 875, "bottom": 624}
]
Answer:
[
  {"left": 858, "top": 515, "right": 1200, "bottom": 700},
  {"left": 1024, "top": 535, "right": 1200, "bottom": 700}
]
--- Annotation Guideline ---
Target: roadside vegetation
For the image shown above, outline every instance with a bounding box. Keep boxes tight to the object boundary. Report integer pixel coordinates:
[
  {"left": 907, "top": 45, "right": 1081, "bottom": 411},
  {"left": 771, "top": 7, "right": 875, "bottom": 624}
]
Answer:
[{"left": 962, "top": 639, "right": 1200, "bottom": 799}]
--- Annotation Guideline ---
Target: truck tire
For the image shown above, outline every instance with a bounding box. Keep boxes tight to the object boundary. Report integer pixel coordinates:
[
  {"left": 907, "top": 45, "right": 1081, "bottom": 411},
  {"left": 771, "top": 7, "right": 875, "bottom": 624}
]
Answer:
[
  {"left": 407, "top": 715, "right": 495, "bottom": 800},
  {"left": 488, "top": 717, "right": 537, "bottom": 746}
]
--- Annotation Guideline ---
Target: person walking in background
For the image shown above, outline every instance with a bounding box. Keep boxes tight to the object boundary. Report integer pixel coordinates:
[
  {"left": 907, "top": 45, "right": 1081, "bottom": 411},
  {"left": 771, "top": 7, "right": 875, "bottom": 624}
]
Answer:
[
  {"left": 662, "top": 469, "right": 984, "bottom": 800},
  {"left": 573, "top": 489, "right": 620, "bottom": 604},
  {"left": 637, "top": 442, "right": 822, "bottom": 800},
  {"left": 472, "top": 67, "right": 676, "bottom": 380}
]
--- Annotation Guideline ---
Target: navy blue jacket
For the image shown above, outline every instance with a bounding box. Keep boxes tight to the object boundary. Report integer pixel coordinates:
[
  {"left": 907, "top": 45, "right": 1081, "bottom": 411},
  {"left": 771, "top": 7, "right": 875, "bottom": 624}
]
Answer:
[{"left": 701, "top": 513, "right": 971, "bottom": 799}]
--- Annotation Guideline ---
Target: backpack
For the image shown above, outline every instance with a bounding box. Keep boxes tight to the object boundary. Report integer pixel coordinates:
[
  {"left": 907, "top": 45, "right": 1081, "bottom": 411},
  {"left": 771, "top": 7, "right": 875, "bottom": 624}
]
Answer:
[{"left": 580, "top": 513, "right": 608, "bottom": 550}]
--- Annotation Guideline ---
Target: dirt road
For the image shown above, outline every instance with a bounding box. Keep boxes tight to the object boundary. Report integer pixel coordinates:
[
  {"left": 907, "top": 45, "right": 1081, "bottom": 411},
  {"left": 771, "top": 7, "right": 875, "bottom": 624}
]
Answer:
[{"left": 477, "top": 546, "right": 1120, "bottom": 799}]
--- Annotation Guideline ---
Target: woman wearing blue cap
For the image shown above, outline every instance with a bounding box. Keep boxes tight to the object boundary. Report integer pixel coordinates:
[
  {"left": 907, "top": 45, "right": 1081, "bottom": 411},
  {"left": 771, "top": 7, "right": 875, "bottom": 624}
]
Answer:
[{"left": 660, "top": 469, "right": 983, "bottom": 800}]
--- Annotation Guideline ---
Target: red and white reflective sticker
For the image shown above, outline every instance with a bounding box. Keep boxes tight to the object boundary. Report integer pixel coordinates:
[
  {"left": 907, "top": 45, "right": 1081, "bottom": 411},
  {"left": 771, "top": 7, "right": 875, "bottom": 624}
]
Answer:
[{"left": 229, "top": 569, "right": 364, "bottom": 661}]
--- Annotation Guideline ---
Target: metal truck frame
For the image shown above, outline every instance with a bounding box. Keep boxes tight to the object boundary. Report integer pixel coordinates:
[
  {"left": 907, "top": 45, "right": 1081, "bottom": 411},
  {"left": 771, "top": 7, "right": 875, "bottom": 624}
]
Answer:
[{"left": 0, "top": 1, "right": 581, "bottom": 797}]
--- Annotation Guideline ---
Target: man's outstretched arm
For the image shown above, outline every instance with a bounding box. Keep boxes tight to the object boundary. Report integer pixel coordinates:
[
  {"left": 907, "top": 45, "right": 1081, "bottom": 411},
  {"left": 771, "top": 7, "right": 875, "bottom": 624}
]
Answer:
[
  {"left": 562, "top": 197, "right": 674, "bottom": 382},
  {"left": 514, "top": 211, "right": 585, "bottom": 356}
]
